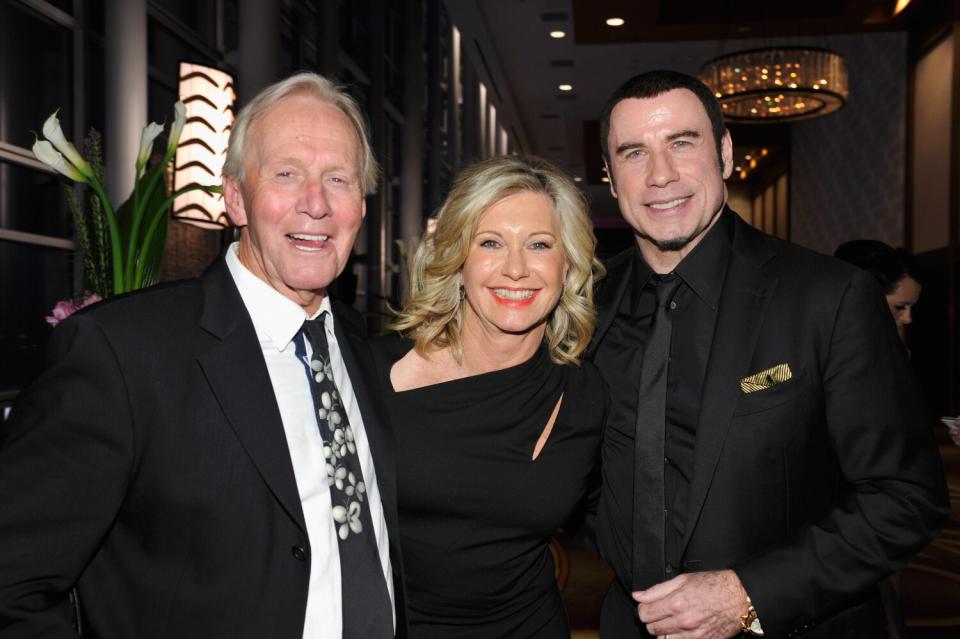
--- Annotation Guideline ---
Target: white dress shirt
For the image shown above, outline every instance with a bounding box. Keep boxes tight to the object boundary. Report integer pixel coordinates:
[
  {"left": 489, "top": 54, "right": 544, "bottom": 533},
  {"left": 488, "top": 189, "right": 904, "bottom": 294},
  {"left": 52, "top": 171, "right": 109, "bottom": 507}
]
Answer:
[{"left": 226, "top": 244, "right": 394, "bottom": 638}]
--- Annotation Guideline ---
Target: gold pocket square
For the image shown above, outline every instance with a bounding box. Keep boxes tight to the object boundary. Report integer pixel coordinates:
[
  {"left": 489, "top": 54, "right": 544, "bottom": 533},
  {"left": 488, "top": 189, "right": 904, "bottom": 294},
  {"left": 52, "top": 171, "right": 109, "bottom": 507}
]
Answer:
[{"left": 740, "top": 363, "right": 793, "bottom": 394}]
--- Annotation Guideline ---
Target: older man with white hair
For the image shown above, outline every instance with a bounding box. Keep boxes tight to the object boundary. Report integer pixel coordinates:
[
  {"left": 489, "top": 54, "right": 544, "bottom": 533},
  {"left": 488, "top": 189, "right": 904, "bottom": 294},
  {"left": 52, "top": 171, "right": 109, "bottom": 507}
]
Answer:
[{"left": 0, "top": 72, "right": 402, "bottom": 639}]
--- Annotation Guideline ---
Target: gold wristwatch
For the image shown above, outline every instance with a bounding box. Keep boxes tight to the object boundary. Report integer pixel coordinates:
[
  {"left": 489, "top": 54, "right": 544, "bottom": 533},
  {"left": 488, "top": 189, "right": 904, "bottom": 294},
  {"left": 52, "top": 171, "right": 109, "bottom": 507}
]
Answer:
[{"left": 740, "top": 596, "right": 764, "bottom": 636}]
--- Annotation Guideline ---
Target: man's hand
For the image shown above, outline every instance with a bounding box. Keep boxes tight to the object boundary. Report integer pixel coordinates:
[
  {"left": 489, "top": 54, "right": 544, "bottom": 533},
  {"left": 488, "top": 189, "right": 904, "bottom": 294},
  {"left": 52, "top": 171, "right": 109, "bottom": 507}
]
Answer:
[{"left": 632, "top": 569, "right": 749, "bottom": 639}]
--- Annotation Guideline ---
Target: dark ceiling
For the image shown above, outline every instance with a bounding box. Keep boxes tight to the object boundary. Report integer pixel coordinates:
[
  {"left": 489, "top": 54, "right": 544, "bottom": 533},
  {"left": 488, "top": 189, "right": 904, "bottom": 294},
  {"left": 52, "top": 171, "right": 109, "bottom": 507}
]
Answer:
[{"left": 571, "top": 0, "right": 906, "bottom": 44}]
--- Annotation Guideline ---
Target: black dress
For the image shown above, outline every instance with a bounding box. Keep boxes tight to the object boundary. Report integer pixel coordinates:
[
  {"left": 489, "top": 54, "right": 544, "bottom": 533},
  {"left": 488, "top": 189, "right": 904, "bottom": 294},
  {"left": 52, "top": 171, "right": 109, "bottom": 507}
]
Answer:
[{"left": 373, "top": 337, "right": 605, "bottom": 638}]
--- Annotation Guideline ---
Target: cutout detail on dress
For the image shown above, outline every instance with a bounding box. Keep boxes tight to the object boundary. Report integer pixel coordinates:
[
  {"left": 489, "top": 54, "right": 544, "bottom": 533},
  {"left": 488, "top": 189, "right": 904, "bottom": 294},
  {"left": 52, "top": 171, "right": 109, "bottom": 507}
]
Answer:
[{"left": 532, "top": 394, "right": 563, "bottom": 460}]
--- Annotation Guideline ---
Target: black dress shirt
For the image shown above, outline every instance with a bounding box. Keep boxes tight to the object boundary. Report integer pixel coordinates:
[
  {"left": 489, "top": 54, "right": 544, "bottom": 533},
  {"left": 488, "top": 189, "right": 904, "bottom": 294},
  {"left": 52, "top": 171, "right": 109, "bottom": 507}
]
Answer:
[{"left": 594, "top": 212, "right": 733, "bottom": 574}]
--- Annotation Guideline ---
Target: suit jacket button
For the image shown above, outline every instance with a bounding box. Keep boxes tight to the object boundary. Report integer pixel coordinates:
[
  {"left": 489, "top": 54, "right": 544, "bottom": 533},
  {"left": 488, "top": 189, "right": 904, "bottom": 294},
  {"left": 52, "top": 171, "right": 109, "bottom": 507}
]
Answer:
[{"left": 291, "top": 545, "right": 307, "bottom": 561}]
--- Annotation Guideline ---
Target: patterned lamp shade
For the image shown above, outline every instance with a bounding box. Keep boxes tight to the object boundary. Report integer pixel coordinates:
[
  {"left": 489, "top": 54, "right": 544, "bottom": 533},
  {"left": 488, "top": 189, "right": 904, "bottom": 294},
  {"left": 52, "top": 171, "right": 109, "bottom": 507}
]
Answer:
[
  {"left": 699, "top": 47, "right": 849, "bottom": 123},
  {"left": 173, "top": 63, "right": 236, "bottom": 228}
]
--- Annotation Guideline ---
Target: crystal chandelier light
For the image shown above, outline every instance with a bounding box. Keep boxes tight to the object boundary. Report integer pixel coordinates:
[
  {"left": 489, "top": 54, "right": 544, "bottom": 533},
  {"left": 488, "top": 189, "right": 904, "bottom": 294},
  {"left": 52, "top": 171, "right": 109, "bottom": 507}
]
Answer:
[{"left": 699, "top": 47, "right": 849, "bottom": 123}]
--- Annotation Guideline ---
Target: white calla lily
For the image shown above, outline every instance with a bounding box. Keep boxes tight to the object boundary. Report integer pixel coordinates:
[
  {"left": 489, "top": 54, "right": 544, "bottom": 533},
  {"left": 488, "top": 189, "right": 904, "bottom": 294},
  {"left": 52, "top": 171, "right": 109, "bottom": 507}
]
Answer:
[
  {"left": 32, "top": 139, "right": 86, "bottom": 182},
  {"left": 32, "top": 100, "right": 222, "bottom": 299},
  {"left": 136, "top": 121, "right": 165, "bottom": 170},
  {"left": 167, "top": 101, "right": 187, "bottom": 152},
  {"left": 41, "top": 110, "right": 93, "bottom": 179}
]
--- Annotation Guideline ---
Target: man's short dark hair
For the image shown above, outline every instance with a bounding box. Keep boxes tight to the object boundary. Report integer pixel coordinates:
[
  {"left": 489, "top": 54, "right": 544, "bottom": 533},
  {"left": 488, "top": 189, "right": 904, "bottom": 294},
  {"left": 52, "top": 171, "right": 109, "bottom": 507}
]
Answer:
[
  {"left": 600, "top": 70, "right": 727, "bottom": 166},
  {"left": 834, "top": 240, "right": 920, "bottom": 294}
]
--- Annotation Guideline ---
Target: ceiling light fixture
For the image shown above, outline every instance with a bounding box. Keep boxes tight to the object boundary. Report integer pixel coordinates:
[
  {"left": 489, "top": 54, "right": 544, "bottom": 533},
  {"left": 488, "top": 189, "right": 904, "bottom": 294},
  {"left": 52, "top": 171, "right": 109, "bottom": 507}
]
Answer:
[
  {"left": 606, "top": 17, "right": 625, "bottom": 27},
  {"left": 550, "top": 30, "right": 566, "bottom": 39},
  {"left": 558, "top": 84, "right": 573, "bottom": 92},
  {"left": 699, "top": 47, "right": 848, "bottom": 123}
]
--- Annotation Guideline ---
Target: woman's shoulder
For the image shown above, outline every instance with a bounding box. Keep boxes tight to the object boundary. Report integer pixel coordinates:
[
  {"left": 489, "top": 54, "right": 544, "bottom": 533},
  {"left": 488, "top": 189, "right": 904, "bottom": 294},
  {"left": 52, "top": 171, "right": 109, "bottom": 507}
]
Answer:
[
  {"left": 559, "top": 358, "right": 607, "bottom": 405},
  {"left": 552, "top": 359, "right": 607, "bottom": 439},
  {"left": 561, "top": 357, "right": 604, "bottom": 385}
]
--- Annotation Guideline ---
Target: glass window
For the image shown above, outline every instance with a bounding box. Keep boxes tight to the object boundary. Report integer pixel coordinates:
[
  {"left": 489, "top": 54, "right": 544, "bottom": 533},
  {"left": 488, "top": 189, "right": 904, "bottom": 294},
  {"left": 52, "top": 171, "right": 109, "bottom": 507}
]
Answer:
[
  {"left": 84, "top": 0, "right": 105, "bottom": 36},
  {"left": 0, "top": 1, "right": 73, "bottom": 149},
  {"left": 0, "top": 160, "right": 71, "bottom": 238},
  {"left": 279, "top": 0, "right": 319, "bottom": 71},
  {"left": 147, "top": 78, "right": 178, "bottom": 145},
  {"left": 147, "top": 16, "right": 219, "bottom": 126},
  {"left": 85, "top": 38, "right": 106, "bottom": 137},
  {"left": 384, "top": 2, "right": 404, "bottom": 109},
  {"left": 339, "top": 0, "right": 371, "bottom": 74},
  {"left": 223, "top": 0, "right": 239, "bottom": 53},
  {"left": 45, "top": 0, "right": 73, "bottom": 15},
  {"left": 386, "top": 116, "right": 402, "bottom": 307},
  {"left": 299, "top": 1, "right": 321, "bottom": 45},
  {"left": 156, "top": 0, "right": 218, "bottom": 43},
  {"left": 0, "top": 239, "right": 75, "bottom": 393},
  {"left": 279, "top": 26, "right": 296, "bottom": 74}
]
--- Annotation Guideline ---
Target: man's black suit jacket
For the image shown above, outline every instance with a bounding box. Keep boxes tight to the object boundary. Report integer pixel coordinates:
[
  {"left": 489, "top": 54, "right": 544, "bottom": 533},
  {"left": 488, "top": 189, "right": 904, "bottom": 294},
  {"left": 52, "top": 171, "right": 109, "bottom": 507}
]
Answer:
[
  {"left": 589, "top": 210, "right": 949, "bottom": 638},
  {"left": 0, "top": 259, "right": 405, "bottom": 638}
]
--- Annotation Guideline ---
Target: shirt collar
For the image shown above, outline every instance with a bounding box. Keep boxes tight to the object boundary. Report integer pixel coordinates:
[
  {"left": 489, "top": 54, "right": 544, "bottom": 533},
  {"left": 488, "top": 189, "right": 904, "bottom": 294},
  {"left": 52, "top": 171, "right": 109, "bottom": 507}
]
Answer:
[
  {"left": 630, "top": 208, "right": 734, "bottom": 311},
  {"left": 629, "top": 246, "right": 655, "bottom": 313},
  {"left": 225, "top": 242, "right": 333, "bottom": 351},
  {"left": 673, "top": 209, "right": 732, "bottom": 310}
]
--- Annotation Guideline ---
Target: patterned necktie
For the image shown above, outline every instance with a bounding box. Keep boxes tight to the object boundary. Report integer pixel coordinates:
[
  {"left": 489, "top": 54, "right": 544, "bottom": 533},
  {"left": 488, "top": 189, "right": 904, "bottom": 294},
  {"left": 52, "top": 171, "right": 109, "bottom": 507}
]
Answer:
[
  {"left": 300, "top": 313, "right": 393, "bottom": 638},
  {"left": 632, "top": 275, "right": 682, "bottom": 590}
]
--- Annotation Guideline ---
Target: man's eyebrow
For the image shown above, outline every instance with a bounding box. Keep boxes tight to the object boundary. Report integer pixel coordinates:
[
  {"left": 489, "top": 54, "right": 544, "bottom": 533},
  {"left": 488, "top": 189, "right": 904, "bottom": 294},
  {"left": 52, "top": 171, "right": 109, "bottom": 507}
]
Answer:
[
  {"left": 666, "top": 129, "right": 701, "bottom": 142},
  {"left": 615, "top": 129, "right": 702, "bottom": 156},
  {"left": 615, "top": 141, "right": 645, "bottom": 156},
  {"left": 262, "top": 155, "right": 302, "bottom": 166}
]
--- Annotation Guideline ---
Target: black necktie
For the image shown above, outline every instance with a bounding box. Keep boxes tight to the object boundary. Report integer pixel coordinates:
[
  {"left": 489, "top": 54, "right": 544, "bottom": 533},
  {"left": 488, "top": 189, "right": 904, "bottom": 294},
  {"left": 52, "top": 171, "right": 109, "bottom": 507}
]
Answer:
[
  {"left": 300, "top": 313, "right": 393, "bottom": 638},
  {"left": 632, "top": 275, "right": 682, "bottom": 590}
]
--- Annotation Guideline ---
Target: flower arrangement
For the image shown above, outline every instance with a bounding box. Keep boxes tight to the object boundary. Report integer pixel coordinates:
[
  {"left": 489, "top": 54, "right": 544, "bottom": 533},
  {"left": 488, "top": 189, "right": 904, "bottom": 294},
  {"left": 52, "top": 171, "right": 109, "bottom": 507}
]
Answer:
[{"left": 33, "top": 102, "right": 221, "bottom": 324}]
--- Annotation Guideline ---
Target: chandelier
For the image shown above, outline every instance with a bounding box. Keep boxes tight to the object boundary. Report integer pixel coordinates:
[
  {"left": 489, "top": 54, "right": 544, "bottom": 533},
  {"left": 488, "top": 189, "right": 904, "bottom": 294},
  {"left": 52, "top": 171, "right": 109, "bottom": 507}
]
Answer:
[{"left": 699, "top": 47, "right": 849, "bottom": 123}]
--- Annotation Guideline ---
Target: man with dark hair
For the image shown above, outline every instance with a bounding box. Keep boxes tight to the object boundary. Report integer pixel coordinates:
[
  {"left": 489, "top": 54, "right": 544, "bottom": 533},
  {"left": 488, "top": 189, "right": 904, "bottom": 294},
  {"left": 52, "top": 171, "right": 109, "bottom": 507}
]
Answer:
[
  {"left": 588, "top": 69, "right": 948, "bottom": 638},
  {"left": 599, "top": 70, "right": 726, "bottom": 170}
]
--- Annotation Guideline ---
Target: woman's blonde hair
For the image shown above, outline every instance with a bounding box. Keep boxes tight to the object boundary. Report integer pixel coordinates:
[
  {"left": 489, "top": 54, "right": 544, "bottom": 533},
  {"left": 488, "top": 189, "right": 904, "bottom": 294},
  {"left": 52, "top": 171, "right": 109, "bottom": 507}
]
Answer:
[{"left": 391, "top": 154, "right": 604, "bottom": 365}]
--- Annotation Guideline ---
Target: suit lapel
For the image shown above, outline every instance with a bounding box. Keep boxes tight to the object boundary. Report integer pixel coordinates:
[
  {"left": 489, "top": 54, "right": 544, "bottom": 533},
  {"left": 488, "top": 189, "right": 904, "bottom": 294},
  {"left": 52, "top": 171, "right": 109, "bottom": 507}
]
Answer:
[
  {"left": 680, "top": 220, "right": 778, "bottom": 556},
  {"left": 196, "top": 260, "right": 307, "bottom": 533}
]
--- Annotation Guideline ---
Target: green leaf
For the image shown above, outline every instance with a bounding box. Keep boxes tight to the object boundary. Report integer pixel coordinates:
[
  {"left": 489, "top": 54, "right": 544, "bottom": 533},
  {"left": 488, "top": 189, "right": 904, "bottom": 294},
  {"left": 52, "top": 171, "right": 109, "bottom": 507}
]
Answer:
[{"left": 115, "top": 167, "right": 171, "bottom": 289}]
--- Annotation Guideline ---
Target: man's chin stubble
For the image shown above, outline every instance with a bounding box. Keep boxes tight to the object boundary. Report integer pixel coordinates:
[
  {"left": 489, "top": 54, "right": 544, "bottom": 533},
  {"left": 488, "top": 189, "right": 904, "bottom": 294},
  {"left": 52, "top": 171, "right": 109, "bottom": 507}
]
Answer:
[
  {"left": 638, "top": 205, "right": 725, "bottom": 253},
  {"left": 636, "top": 233, "right": 693, "bottom": 252}
]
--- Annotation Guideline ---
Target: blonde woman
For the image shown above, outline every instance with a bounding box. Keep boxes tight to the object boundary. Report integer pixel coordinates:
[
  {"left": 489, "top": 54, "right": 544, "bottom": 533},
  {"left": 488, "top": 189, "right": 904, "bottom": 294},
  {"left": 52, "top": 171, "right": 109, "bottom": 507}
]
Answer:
[{"left": 374, "top": 155, "right": 606, "bottom": 637}]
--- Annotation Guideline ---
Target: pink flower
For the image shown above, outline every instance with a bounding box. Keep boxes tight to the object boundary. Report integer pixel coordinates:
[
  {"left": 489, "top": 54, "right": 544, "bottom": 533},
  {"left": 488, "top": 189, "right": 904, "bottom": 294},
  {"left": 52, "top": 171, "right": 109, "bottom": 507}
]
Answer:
[{"left": 46, "top": 293, "right": 103, "bottom": 327}]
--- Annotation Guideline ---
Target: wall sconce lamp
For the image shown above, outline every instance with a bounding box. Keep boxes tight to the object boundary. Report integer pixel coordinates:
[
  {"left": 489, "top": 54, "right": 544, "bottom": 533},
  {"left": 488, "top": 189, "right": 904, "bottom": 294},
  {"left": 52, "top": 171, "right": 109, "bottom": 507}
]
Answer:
[{"left": 173, "top": 62, "right": 236, "bottom": 228}]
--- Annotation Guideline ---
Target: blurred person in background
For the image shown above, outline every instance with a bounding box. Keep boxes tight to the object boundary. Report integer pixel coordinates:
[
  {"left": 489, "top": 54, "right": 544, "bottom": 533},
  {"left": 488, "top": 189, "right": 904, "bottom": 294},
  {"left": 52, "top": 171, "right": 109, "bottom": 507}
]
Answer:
[{"left": 835, "top": 239, "right": 922, "bottom": 344}]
